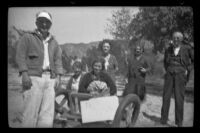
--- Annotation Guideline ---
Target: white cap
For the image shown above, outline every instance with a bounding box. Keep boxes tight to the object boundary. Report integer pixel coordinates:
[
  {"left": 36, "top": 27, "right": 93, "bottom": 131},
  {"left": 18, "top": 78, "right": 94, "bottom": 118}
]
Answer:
[{"left": 37, "top": 11, "right": 52, "bottom": 23}]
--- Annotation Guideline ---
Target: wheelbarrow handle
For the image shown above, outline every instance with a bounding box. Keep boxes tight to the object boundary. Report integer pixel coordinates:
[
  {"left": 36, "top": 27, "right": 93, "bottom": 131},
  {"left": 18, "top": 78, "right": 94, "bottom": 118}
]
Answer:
[{"left": 70, "top": 92, "right": 93, "bottom": 100}]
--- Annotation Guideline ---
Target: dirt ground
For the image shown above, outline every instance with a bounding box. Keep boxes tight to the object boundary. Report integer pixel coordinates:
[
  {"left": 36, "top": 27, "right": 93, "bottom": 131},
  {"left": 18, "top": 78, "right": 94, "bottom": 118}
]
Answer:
[{"left": 8, "top": 68, "right": 194, "bottom": 128}]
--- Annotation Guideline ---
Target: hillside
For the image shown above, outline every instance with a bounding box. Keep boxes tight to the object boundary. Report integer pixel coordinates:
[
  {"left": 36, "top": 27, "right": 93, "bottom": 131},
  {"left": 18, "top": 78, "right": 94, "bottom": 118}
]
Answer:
[{"left": 60, "top": 41, "right": 99, "bottom": 58}]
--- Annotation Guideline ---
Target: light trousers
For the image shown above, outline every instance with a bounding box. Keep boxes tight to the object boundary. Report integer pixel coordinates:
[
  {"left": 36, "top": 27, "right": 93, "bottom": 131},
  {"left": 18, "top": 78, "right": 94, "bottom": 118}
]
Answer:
[{"left": 21, "top": 73, "right": 55, "bottom": 128}]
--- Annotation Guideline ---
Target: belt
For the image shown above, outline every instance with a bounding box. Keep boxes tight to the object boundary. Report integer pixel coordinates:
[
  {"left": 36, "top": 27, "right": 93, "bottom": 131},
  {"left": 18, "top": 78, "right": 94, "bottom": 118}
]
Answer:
[{"left": 42, "top": 69, "right": 51, "bottom": 73}]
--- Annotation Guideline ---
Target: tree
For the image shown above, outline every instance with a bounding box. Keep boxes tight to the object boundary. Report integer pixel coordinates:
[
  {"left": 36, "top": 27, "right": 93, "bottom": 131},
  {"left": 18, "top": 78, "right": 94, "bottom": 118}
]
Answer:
[
  {"left": 128, "top": 7, "right": 193, "bottom": 53},
  {"left": 105, "top": 7, "right": 133, "bottom": 40}
]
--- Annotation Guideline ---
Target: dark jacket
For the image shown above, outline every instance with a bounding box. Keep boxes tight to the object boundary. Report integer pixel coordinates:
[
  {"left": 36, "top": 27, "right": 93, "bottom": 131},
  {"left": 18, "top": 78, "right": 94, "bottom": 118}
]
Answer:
[
  {"left": 127, "top": 55, "right": 151, "bottom": 81},
  {"left": 123, "top": 55, "right": 150, "bottom": 100},
  {"left": 78, "top": 71, "right": 117, "bottom": 95},
  {"left": 164, "top": 44, "right": 194, "bottom": 73},
  {"left": 16, "top": 30, "right": 63, "bottom": 78}
]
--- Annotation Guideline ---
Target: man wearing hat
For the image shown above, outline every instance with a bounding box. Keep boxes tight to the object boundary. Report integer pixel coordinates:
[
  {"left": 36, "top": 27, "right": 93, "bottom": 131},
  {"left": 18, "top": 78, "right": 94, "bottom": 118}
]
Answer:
[
  {"left": 160, "top": 31, "right": 194, "bottom": 127},
  {"left": 16, "top": 11, "right": 63, "bottom": 127}
]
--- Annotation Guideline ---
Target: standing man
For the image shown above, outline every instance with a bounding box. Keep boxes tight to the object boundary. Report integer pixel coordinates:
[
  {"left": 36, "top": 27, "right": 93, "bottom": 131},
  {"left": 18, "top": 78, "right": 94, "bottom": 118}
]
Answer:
[
  {"left": 16, "top": 11, "right": 63, "bottom": 127},
  {"left": 160, "top": 31, "right": 194, "bottom": 127}
]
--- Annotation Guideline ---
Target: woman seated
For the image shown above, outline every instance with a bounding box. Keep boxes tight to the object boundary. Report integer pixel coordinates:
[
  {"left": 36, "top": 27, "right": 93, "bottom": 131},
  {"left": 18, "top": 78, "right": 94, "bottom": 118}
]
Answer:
[
  {"left": 55, "top": 61, "right": 84, "bottom": 114},
  {"left": 78, "top": 58, "right": 117, "bottom": 97}
]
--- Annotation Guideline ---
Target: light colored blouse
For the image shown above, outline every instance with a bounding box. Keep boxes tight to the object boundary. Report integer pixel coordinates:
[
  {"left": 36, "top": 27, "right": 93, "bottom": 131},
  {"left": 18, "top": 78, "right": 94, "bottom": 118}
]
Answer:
[
  {"left": 103, "top": 54, "right": 118, "bottom": 74},
  {"left": 71, "top": 74, "right": 82, "bottom": 92}
]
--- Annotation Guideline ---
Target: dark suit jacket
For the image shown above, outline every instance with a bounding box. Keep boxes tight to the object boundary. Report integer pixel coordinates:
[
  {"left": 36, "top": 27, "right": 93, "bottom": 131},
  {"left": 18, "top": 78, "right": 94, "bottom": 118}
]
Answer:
[{"left": 164, "top": 43, "right": 194, "bottom": 74}]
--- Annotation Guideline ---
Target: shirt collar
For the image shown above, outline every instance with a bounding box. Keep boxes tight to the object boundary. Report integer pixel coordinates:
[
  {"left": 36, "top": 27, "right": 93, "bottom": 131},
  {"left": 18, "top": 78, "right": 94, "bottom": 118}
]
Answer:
[
  {"left": 135, "top": 54, "right": 142, "bottom": 60},
  {"left": 174, "top": 46, "right": 181, "bottom": 50},
  {"left": 34, "top": 29, "right": 52, "bottom": 42},
  {"left": 175, "top": 44, "right": 181, "bottom": 48},
  {"left": 104, "top": 54, "right": 111, "bottom": 61},
  {"left": 43, "top": 34, "right": 51, "bottom": 43}
]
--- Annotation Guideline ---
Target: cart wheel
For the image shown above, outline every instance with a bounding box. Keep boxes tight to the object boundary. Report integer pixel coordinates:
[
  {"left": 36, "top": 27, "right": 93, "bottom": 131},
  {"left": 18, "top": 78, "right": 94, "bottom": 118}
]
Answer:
[{"left": 112, "top": 94, "right": 140, "bottom": 127}]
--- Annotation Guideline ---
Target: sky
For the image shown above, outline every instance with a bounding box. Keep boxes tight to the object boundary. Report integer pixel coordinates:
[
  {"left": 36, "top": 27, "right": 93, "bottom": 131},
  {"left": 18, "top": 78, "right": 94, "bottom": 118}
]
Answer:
[{"left": 8, "top": 7, "right": 139, "bottom": 44}]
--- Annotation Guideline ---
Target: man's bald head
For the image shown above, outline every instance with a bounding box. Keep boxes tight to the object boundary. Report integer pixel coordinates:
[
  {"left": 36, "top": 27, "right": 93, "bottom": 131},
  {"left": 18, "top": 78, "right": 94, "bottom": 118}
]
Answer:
[
  {"left": 172, "top": 31, "right": 184, "bottom": 47},
  {"left": 173, "top": 31, "right": 184, "bottom": 41}
]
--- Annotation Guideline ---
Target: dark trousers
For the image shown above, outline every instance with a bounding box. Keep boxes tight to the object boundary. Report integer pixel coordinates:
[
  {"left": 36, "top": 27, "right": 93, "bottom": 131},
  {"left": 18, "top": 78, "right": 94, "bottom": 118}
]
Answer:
[
  {"left": 123, "top": 78, "right": 146, "bottom": 101},
  {"left": 161, "top": 71, "right": 187, "bottom": 125}
]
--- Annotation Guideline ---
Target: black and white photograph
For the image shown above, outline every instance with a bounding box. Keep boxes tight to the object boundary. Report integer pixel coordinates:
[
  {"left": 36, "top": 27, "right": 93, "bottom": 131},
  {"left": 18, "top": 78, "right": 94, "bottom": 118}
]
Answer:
[{"left": 7, "top": 6, "right": 194, "bottom": 128}]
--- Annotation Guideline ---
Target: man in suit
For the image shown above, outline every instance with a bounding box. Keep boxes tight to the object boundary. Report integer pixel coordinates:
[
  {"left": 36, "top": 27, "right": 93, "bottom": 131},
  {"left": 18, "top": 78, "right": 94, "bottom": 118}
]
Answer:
[{"left": 160, "top": 31, "right": 194, "bottom": 127}]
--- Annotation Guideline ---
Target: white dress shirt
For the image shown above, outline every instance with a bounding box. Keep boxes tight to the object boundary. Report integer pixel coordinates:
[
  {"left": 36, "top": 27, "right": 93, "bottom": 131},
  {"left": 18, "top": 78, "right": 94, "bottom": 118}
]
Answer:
[
  {"left": 174, "top": 46, "right": 181, "bottom": 56},
  {"left": 71, "top": 75, "right": 82, "bottom": 92},
  {"left": 104, "top": 54, "right": 110, "bottom": 70},
  {"left": 42, "top": 35, "right": 51, "bottom": 70}
]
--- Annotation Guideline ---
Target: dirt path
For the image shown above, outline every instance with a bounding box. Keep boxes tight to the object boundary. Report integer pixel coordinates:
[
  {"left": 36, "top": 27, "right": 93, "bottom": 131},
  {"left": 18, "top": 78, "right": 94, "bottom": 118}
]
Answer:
[
  {"left": 135, "top": 94, "right": 193, "bottom": 127},
  {"left": 8, "top": 69, "right": 193, "bottom": 127}
]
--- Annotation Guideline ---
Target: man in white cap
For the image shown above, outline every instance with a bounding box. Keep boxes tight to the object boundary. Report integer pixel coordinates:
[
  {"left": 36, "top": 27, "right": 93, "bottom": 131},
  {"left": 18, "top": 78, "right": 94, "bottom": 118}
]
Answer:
[{"left": 16, "top": 11, "right": 63, "bottom": 127}]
